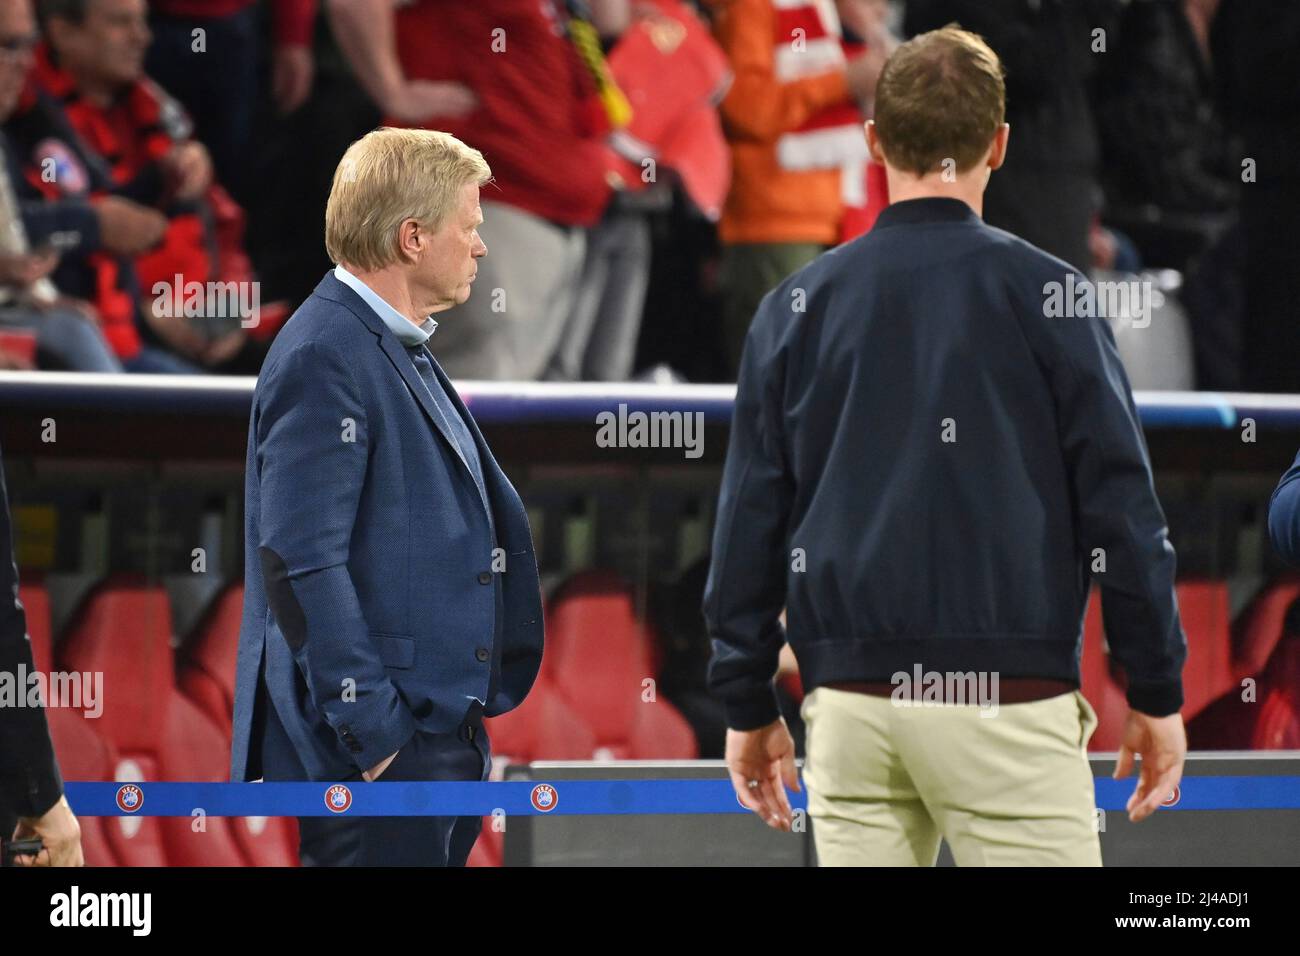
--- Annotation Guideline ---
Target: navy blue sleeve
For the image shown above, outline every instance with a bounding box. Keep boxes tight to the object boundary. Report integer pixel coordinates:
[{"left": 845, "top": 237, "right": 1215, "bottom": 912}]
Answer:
[
  {"left": 1024, "top": 270, "right": 1187, "bottom": 717},
  {"left": 20, "top": 196, "right": 102, "bottom": 253},
  {"left": 1268, "top": 450, "right": 1300, "bottom": 565},
  {"left": 703, "top": 293, "right": 794, "bottom": 731},
  {"left": 254, "top": 342, "right": 415, "bottom": 771}
]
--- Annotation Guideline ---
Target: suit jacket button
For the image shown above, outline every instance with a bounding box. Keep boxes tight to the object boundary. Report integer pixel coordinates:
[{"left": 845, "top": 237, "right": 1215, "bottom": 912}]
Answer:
[
  {"left": 475, "top": 647, "right": 489, "bottom": 662},
  {"left": 477, "top": 571, "right": 492, "bottom": 585}
]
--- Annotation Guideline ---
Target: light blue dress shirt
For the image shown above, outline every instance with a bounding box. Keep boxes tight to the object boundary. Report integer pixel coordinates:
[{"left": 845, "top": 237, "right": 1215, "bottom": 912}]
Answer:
[{"left": 333, "top": 264, "right": 438, "bottom": 345}]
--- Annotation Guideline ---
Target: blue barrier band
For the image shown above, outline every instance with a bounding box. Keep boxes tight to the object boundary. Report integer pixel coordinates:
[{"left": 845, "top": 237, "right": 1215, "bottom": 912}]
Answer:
[{"left": 62, "top": 777, "right": 1300, "bottom": 817}]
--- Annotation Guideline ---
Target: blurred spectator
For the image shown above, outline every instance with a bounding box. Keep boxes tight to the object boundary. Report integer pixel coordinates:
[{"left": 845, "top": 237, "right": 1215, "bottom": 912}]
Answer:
[
  {"left": 548, "top": 0, "right": 733, "bottom": 381},
  {"left": 328, "top": 0, "right": 619, "bottom": 380},
  {"left": 709, "top": 0, "right": 889, "bottom": 377},
  {"left": 1095, "top": 0, "right": 1236, "bottom": 219},
  {"left": 241, "top": 17, "right": 377, "bottom": 310},
  {"left": 1213, "top": 0, "right": 1300, "bottom": 393},
  {"left": 23, "top": 0, "right": 273, "bottom": 372},
  {"left": 1092, "top": 0, "right": 1247, "bottom": 389},
  {"left": 0, "top": 0, "right": 120, "bottom": 371},
  {"left": 144, "top": 0, "right": 317, "bottom": 202},
  {"left": 905, "top": 0, "right": 1119, "bottom": 272},
  {"left": 544, "top": 1, "right": 649, "bottom": 382}
]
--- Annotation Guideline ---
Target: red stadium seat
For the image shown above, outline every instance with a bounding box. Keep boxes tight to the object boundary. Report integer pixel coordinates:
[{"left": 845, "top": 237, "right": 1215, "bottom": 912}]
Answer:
[
  {"left": 1190, "top": 629, "right": 1300, "bottom": 750},
  {"left": 545, "top": 571, "right": 697, "bottom": 760},
  {"left": 1082, "top": 581, "right": 1234, "bottom": 748},
  {"left": 487, "top": 677, "right": 600, "bottom": 764},
  {"left": 178, "top": 584, "right": 244, "bottom": 736},
  {"left": 45, "top": 709, "right": 120, "bottom": 866},
  {"left": 467, "top": 831, "right": 501, "bottom": 867},
  {"left": 17, "top": 579, "right": 51, "bottom": 671},
  {"left": 1232, "top": 575, "right": 1300, "bottom": 682},
  {"left": 19, "top": 579, "right": 117, "bottom": 865},
  {"left": 1080, "top": 591, "right": 1128, "bottom": 751},
  {"left": 177, "top": 584, "right": 299, "bottom": 866},
  {"left": 59, "top": 576, "right": 251, "bottom": 866},
  {"left": 1176, "top": 580, "right": 1233, "bottom": 719}
]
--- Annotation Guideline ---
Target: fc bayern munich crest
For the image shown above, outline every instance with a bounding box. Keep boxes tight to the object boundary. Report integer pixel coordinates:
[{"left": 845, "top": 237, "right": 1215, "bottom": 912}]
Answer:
[
  {"left": 325, "top": 784, "right": 353, "bottom": 813},
  {"left": 530, "top": 784, "right": 558, "bottom": 812},
  {"left": 115, "top": 784, "right": 143, "bottom": 813},
  {"left": 1160, "top": 785, "right": 1181, "bottom": 808}
]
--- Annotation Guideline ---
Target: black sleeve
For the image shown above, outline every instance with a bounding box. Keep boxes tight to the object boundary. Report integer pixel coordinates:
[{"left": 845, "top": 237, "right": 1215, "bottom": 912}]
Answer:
[
  {"left": 703, "top": 293, "right": 795, "bottom": 731},
  {"left": 0, "top": 443, "right": 64, "bottom": 819}
]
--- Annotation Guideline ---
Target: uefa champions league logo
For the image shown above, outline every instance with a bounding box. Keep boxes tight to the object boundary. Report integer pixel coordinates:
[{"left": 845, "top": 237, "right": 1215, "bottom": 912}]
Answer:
[
  {"left": 325, "top": 784, "right": 353, "bottom": 813},
  {"left": 115, "top": 784, "right": 143, "bottom": 813},
  {"left": 530, "top": 784, "right": 558, "bottom": 812}
]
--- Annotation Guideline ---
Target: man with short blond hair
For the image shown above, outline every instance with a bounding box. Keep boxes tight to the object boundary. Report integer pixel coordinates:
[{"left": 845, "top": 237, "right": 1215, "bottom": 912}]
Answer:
[
  {"left": 231, "top": 127, "right": 544, "bottom": 866},
  {"left": 706, "top": 27, "right": 1187, "bottom": 866}
]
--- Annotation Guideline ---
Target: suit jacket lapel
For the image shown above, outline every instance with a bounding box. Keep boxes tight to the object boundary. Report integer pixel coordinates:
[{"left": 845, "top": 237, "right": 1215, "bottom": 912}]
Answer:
[
  {"left": 377, "top": 335, "right": 471, "bottom": 476},
  {"left": 314, "top": 271, "right": 472, "bottom": 476}
]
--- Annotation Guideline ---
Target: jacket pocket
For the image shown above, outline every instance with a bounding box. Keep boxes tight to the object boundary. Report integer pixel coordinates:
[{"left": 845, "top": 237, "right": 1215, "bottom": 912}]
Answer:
[{"left": 371, "top": 632, "right": 415, "bottom": 669}]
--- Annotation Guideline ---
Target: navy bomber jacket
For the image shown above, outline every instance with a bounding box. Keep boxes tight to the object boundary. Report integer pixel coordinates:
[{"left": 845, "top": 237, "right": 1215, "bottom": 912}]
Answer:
[{"left": 704, "top": 197, "right": 1187, "bottom": 729}]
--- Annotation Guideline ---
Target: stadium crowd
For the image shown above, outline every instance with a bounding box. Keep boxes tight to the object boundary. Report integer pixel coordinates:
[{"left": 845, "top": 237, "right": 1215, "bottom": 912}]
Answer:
[{"left": 0, "top": 0, "right": 1295, "bottom": 388}]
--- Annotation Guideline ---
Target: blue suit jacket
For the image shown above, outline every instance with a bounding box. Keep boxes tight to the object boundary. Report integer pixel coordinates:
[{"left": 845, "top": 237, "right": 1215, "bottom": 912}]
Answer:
[{"left": 230, "top": 272, "right": 544, "bottom": 782}]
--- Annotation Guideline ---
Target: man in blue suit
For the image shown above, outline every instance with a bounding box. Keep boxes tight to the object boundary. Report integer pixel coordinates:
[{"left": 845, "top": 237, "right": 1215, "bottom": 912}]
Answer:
[{"left": 230, "top": 128, "right": 544, "bottom": 866}]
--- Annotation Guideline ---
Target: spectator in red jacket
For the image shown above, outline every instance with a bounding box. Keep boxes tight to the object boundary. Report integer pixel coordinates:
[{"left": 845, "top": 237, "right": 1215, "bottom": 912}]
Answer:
[
  {"left": 327, "top": 0, "right": 622, "bottom": 380},
  {"left": 33, "top": 0, "right": 270, "bottom": 369}
]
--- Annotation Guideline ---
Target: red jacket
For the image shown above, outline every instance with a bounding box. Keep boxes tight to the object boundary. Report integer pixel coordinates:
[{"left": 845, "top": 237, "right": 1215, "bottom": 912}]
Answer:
[{"left": 149, "top": 0, "right": 317, "bottom": 47}]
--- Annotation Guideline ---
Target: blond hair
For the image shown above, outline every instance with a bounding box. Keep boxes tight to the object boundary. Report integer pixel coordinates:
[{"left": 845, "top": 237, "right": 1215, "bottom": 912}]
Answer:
[
  {"left": 325, "top": 128, "right": 492, "bottom": 270},
  {"left": 873, "top": 26, "right": 1006, "bottom": 176}
]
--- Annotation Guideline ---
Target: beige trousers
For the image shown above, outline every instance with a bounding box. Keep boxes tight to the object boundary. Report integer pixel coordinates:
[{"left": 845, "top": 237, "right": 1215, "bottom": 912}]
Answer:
[{"left": 801, "top": 687, "right": 1103, "bottom": 866}]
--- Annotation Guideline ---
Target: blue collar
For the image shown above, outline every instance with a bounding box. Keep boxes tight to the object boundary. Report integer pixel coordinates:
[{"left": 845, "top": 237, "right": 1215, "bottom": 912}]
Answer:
[{"left": 333, "top": 264, "right": 437, "bottom": 347}]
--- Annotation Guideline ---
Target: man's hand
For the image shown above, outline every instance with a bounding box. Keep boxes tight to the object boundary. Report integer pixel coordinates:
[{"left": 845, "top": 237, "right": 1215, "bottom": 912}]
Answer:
[
  {"left": 361, "top": 750, "right": 399, "bottom": 782},
  {"left": 726, "top": 718, "right": 800, "bottom": 831},
  {"left": 0, "top": 249, "right": 58, "bottom": 286},
  {"left": 141, "top": 302, "right": 208, "bottom": 361},
  {"left": 165, "top": 142, "right": 214, "bottom": 202},
  {"left": 94, "top": 196, "right": 168, "bottom": 256},
  {"left": 382, "top": 79, "right": 477, "bottom": 123},
  {"left": 11, "top": 795, "right": 84, "bottom": 867},
  {"left": 272, "top": 44, "right": 315, "bottom": 114},
  {"left": 1113, "top": 709, "right": 1187, "bottom": 822},
  {"left": 202, "top": 328, "right": 247, "bottom": 367}
]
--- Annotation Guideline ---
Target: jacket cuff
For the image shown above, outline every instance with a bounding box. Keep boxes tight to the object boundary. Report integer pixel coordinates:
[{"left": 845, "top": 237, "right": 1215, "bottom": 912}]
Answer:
[
  {"left": 12, "top": 764, "right": 64, "bottom": 820},
  {"left": 1126, "top": 680, "right": 1184, "bottom": 718},
  {"left": 724, "top": 685, "right": 783, "bottom": 731},
  {"left": 331, "top": 696, "right": 417, "bottom": 774}
]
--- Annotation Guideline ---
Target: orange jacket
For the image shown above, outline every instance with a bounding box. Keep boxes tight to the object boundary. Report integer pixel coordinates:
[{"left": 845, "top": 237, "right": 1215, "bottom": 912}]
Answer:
[{"left": 711, "top": 0, "right": 851, "bottom": 244}]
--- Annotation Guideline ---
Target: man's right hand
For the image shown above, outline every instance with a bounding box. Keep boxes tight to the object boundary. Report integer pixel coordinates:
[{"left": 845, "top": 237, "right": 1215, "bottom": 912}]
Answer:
[
  {"left": 93, "top": 196, "right": 169, "bottom": 256},
  {"left": 362, "top": 750, "right": 400, "bottom": 782},
  {"left": 381, "top": 80, "right": 477, "bottom": 123},
  {"left": 11, "top": 795, "right": 84, "bottom": 867},
  {"left": 1113, "top": 710, "right": 1187, "bottom": 823}
]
